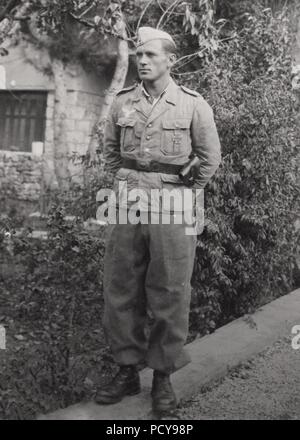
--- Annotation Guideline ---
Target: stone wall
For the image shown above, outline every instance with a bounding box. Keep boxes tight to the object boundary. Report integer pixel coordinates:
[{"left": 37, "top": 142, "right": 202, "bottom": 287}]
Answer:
[
  {"left": 0, "top": 151, "right": 42, "bottom": 201},
  {"left": 44, "top": 89, "right": 103, "bottom": 186},
  {"left": 43, "top": 89, "right": 103, "bottom": 160},
  {"left": 0, "top": 151, "right": 43, "bottom": 216},
  {"left": 0, "top": 89, "right": 103, "bottom": 213},
  {"left": 0, "top": 42, "right": 106, "bottom": 214},
  {"left": 63, "top": 89, "right": 103, "bottom": 157},
  {"left": 0, "top": 91, "right": 54, "bottom": 214}
]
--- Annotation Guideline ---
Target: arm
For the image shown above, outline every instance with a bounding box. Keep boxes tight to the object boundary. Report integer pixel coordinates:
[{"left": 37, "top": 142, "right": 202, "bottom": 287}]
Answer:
[
  {"left": 103, "top": 98, "right": 123, "bottom": 176},
  {"left": 190, "top": 97, "right": 222, "bottom": 189}
]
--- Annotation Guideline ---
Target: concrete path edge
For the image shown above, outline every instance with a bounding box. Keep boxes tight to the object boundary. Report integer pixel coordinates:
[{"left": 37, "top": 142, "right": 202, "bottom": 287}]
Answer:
[{"left": 38, "top": 288, "right": 300, "bottom": 420}]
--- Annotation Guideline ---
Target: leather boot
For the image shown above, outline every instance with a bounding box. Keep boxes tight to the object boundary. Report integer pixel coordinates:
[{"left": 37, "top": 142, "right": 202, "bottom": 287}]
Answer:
[
  {"left": 95, "top": 365, "right": 141, "bottom": 404},
  {"left": 151, "top": 370, "right": 178, "bottom": 414}
]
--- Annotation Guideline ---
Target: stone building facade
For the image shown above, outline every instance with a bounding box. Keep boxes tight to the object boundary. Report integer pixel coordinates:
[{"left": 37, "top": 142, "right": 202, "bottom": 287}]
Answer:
[{"left": 0, "top": 42, "right": 108, "bottom": 214}]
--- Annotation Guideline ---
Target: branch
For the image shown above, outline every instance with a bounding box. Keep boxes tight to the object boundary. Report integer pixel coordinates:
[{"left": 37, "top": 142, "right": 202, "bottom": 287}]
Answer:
[
  {"left": 173, "top": 49, "right": 205, "bottom": 68},
  {"left": 87, "top": 12, "right": 129, "bottom": 159},
  {"left": 68, "top": 12, "right": 94, "bottom": 28},
  {"left": 26, "top": 11, "right": 53, "bottom": 48},
  {"left": 0, "top": 1, "right": 31, "bottom": 44},
  {"left": 156, "top": 0, "right": 182, "bottom": 29},
  {"left": 78, "top": 0, "right": 96, "bottom": 19},
  {"left": 136, "top": 0, "right": 155, "bottom": 32},
  {"left": 172, "top": 68, "right": 203, "bottom": 76},
  {"left": 156, "top": 0, "right": 165, "bottom": 13},
  {"left": 156, "top": 0, "right": 185, "bottom": 16},
  {"left": 0, "top": 0, "right": 20, "bottom": 22},
  {"left": 7, "top": 15, "right": 30, "bottom": 21},
  {"left": 173, "top": 56, "right": 198, "bottom": 70},
  {"left": 68, "top": 12, "right": 135, "bottom": 43}
]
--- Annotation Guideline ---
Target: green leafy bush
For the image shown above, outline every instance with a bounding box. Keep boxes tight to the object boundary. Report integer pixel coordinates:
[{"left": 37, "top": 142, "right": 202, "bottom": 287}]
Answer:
[
  {"left": 186, "top": 4, "right": 299, "bottom": 336},
  {"left": 0, "top": 208, "right": 115, "bottom": 419}
]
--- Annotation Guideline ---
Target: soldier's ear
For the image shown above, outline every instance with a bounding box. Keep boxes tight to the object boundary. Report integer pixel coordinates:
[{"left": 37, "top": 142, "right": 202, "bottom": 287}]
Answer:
[{"left": 168, "top": 53, "right": 176, "bottom": 67}]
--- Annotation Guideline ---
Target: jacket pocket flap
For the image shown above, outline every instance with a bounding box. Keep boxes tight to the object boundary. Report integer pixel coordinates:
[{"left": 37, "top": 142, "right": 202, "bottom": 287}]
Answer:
[
  {"left": 162, "top": 119, "right": 190, "bottom": 130},
  {"left": 116, "top": 117, "right": 136, "bottom": 127},
  {"left": 160, "top": 173, "right": 183, "bottom": 184},
  {"left": 115, "top": 167, "right": 132, "bottom": 180}
]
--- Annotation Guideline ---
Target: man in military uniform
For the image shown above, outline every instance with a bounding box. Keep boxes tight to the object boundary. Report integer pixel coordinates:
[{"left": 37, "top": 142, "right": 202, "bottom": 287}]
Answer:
[{"left": 95, "top": 27, "right": 221, "bottom": 415}]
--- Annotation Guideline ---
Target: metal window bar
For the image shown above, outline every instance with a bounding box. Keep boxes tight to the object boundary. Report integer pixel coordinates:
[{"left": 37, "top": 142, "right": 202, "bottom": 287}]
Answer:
[{"left": 0, "top": 91, "right": 47, "bottom": 152}]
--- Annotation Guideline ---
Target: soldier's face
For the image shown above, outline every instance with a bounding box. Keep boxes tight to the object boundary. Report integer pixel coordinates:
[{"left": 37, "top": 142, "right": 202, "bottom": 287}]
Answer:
[{"left": 136, "top": 40, "right": 175, "bottom": 81}]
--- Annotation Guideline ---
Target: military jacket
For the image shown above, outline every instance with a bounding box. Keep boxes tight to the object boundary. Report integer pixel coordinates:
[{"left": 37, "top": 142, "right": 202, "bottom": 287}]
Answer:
[{"left": 103, "top": 77, "right": 221, "bottom": 214}]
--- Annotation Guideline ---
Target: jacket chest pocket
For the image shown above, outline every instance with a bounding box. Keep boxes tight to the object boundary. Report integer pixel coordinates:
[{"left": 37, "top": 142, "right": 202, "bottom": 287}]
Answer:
[
  {"left": 117, "top": 117, "right": 142, "bottom": 152},
  {"left": 161, "top": 119, "right": 190, "bottom": 156}
]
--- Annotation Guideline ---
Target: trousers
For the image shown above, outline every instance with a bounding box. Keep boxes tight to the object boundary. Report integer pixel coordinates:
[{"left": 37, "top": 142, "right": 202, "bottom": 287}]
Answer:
[{"left": 102, "top": 209, "right": 197, "bottom": 374}]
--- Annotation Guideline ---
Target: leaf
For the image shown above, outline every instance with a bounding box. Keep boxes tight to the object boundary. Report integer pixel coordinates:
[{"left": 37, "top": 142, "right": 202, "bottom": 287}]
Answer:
[
  {"left": 294, "top": 219, "right": 300, "bottom": 232},
  {"left": 14, "top": 335, "right": 26, "bottom": 341},
  {"left": 242, "top": 159, "right": 252, "bottom": 171},
  {"left": 0, "top": 48, "right": 9, "bottom": 57},
  {"left": 243, "top": 315, "right": 257, "bottom": 330},
  {"left": 94, "top": 15, "right": 101, "bottom": 26},
  {"left": 185, "top": 5, "right": 191, "bottom": 21}
]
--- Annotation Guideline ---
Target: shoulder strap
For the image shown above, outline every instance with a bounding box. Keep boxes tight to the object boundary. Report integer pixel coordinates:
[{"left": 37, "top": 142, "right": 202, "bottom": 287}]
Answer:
[
  {"left": 116, "top": 83, "right": 138, "bottom": 96},
  {"left": 180, "top": 85, "right": 201, "bottom": 97}
]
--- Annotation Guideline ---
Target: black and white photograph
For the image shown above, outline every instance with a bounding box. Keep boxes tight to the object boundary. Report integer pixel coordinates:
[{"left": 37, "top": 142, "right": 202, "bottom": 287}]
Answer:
[{"left": 0, "top": 0, "right": 299, "bottom": 423}]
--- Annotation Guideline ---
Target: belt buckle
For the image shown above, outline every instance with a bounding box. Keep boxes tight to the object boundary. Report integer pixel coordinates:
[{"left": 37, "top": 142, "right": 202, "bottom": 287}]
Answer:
[{"left": 137, "top": 161, "right": 150, "bottom": 171}]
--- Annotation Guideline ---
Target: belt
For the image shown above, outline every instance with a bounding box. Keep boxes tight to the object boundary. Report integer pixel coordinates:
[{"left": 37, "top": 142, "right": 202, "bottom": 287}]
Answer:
[{"left": 121, "top": 158, "right": 183, "bottom": 174}]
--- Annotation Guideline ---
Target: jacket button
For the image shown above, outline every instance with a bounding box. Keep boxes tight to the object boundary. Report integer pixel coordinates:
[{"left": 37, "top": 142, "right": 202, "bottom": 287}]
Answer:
[
  {"left": 146, "top": 135, "right": 151, "bottom": 140},
  {"left": 148, "top": 123, "right": 152, "bottom": 128}
]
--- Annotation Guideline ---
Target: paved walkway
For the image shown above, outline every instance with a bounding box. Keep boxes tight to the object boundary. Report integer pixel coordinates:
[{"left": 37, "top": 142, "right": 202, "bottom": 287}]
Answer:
[
  {"left": 177, "top": 334, "right": 300, "bottom": 420},
  {"left": 39, "top": 289, "right": 300, "bottom": 420}
]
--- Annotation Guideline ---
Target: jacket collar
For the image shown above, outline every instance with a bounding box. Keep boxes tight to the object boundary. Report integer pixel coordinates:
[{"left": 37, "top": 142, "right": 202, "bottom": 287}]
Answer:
[{"left": 132, "top": 77, "right": 178, "bottom": 106}]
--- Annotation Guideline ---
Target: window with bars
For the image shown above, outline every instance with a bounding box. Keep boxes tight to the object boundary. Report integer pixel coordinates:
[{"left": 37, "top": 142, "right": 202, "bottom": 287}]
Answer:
[{"left": 0, "top": 91, "right": 47, "bottom": 152}]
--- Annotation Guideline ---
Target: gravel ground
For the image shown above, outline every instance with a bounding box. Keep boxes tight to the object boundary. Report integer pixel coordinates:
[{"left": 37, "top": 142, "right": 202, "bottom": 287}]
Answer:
[{"left": 177, "top": 334, "right": 300, "bottom": 420}]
